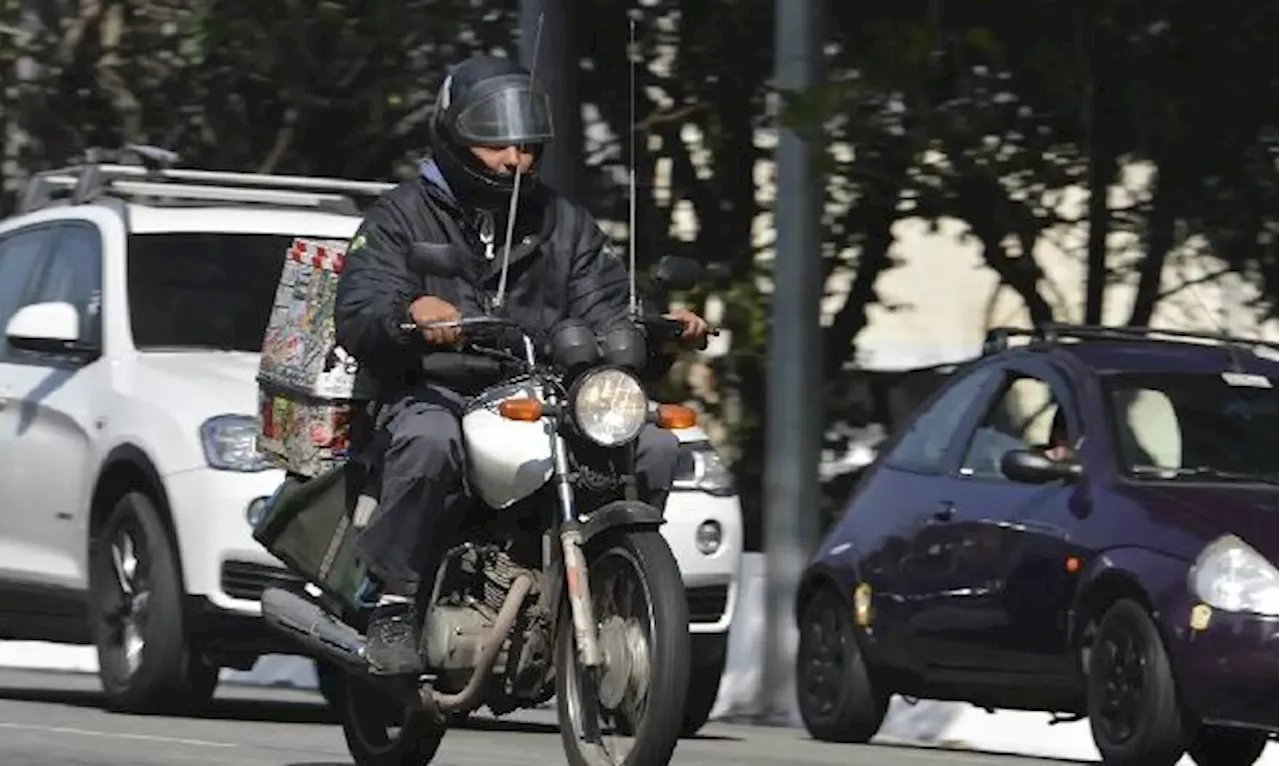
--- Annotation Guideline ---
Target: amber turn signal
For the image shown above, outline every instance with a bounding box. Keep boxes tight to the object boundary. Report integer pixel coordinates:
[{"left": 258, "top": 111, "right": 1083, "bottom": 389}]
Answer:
[
  {"left": 498, "top": 397, "right": 544, "bottom": 421},
  {"left": 656, "top": 403, "right": 697, "bottom": 429}
]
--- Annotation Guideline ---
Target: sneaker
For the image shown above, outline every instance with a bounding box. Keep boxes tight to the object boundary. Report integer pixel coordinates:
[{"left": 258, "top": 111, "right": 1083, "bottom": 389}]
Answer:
[{"left": 365, "top": 601, "right": 424, "bottom": 676}]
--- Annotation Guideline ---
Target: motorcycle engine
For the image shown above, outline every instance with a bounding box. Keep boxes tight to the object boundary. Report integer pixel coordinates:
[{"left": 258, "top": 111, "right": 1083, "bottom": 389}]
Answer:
[{"left": 421, "top": 530, "right": 543, "bottom": 689}]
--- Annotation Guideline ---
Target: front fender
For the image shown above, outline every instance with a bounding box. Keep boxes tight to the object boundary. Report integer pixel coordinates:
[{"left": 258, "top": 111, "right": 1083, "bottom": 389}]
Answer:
[
  {"left": 581, "top": 500, "right": 665, "bottom": 544},
  {"left": 1070, "top": 545, "right": 1192, "bottom": 639}
]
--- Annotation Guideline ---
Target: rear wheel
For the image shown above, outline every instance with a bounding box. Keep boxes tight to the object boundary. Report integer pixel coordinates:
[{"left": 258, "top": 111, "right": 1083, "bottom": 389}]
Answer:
[
  {"left": 336, "top": 671, "right": 445, "bottom": 766},
  {"left": 1086, "top": 599, "right": 1186, "bottom": 766},
  {"left": 795, "top": 586, "right": 888, "bottom": 743},
  {"left": 89, "top": 491, "right": 220, "bottom": 713},
  {"left": 316, "top": 660, "right": 343, "bottom": 709},
  {"left": 556, "top": 529, "right": 690, "bottom": 766}
]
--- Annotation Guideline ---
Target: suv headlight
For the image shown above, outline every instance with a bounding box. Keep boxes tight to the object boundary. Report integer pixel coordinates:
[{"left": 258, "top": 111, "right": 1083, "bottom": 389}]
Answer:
[
  {"left": 201, "top": 414, "right": 273, "bottom": 472},
  {"left": 1189, "top": 534, "right": 1280, "bottom": 616},
  {"left": 572, "top": 368, "right": 648, "bottom": 446},
  {"left": 673, "top": 441, "right": 736, "bottom": 497}
]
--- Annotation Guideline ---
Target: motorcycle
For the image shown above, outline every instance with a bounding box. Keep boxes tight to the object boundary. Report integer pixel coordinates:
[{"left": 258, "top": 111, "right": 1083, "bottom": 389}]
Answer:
[{"left": 254, "top": 244, "right": 708, "bottom": 766}]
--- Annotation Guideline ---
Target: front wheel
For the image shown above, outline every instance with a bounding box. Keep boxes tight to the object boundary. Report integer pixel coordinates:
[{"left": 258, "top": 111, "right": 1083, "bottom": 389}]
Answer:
[
  {"left": 89, "top": 491, "right": 220, "bottom": 713},
  {"left": 556, "top": 529, "right": 691, "bottom": 766},
  {"left": 1186, "top": 726, "right": 1269, "bottom": 766}
]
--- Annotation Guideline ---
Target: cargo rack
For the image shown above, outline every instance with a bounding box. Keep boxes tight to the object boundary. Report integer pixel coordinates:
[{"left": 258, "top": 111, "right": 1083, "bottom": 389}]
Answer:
[
  {"left": 17, "top": 143, "right": 396, "bottom": 216},
  {"left": 983, "top": 323, "right": 1280, "bottom": 356}
]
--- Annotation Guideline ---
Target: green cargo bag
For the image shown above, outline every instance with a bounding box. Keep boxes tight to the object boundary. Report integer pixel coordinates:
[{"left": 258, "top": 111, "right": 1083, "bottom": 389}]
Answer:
[{"left": 252, "top": 466, "right": 376, "bottom": 612}]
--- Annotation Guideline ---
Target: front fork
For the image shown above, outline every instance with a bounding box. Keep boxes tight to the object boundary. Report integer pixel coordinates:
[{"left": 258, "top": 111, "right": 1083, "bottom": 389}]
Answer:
[{"left": 551, "top": 431, "right": 604, "bottom": 669}]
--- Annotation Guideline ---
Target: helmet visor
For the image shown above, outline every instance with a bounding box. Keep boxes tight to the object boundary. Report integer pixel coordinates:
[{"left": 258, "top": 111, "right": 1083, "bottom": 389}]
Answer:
[{"left": 453, "top": 85, "right": 554, "bottom": 147}]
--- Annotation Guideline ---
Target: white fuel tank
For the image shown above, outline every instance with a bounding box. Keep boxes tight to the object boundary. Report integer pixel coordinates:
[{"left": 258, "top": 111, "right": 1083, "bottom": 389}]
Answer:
[{"left": 461, "top": 380, "right": 554, "bottom": 510}]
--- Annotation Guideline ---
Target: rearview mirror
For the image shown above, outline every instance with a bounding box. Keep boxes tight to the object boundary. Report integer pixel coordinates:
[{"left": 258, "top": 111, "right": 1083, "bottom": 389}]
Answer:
[
  {"left": 408, "top": 242, "right": 470, "bottom": 281},
  {"left": 1000, "top": 448, "right": 1082, "bottom": 485},
  {"left": 653, "top": 255, "right": 703, "bottom": 291},
  {"left": 5, "top": 301, "right": 84, "bottom": 354}
]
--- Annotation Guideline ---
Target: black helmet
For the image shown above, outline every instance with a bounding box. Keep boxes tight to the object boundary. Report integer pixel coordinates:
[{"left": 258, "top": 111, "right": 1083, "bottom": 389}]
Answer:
[{"left": 429, "top": 56, "right": 555, "bottom": 210}]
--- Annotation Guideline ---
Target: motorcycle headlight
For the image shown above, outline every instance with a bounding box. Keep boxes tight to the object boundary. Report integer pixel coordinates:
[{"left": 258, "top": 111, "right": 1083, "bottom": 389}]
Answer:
[
  {"left": 1189, "top": 534, "right": 1280, "bottom": 616},
  {"left": 201, "top": 414, "right": 273, "bottom": 472},
  {"left": 572, "top": 368, "right": 648, "bottom": 447}
]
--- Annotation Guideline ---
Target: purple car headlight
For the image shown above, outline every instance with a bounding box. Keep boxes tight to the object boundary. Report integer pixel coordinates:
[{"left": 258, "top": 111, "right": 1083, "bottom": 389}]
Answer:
[{"left": 1189, "top": 535, "right": 1280, "bottom": 617}]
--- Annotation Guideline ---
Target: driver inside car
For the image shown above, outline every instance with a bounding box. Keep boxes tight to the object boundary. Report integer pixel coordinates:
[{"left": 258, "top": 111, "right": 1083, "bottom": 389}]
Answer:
[
  {"left": 333, "top": 55, "right": 709, "bottom": 676},
  {"left": 1042, "top": 410, "right": 1078, "bottom": 463}
]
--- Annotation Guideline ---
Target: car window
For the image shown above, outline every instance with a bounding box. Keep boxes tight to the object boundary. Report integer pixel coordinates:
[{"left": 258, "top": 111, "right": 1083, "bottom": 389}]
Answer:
[
  {"left": 34, "top": 224, "right": 104, "bottom": 345},
  {"left": 126, "top": 232, "right": 300, "bottom": 352},
  {"left": 960, "top": 374, "right": 1067, "bottom": 478},
  {"left": 884, "top": 365, "right": 1000, "bottom": 473},
  {"left": 1103, "top": 371, "right": 1278, "bottom": 483},
  {"left": 0, "top": 226, "right": 57, "bottom": 357}
]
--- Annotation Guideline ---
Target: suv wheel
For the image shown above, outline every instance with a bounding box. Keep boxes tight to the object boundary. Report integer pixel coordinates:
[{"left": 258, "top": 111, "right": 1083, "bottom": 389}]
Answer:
[
  {"left": 681, "top": 633, "right": 727, "bottom": 737},
  {"left": 795, "top": 586, "right": 888, "bottom": 743},
  {"left": 89, "top": 491, "right": 219, "bottom": 712},
  {"left": 1086, "top": 599, "right": 1186, "bottom": 766}
]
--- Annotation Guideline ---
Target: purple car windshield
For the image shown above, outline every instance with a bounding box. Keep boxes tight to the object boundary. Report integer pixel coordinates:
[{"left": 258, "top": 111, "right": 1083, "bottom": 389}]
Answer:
[{"left": 1102, "top": 370, "right": 1278, "bottom": 484}]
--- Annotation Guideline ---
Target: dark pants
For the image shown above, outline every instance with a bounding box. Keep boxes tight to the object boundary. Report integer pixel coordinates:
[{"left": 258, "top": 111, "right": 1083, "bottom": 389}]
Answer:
[{"left": 356, "top": 384, "right": 681, "bottom": 593}]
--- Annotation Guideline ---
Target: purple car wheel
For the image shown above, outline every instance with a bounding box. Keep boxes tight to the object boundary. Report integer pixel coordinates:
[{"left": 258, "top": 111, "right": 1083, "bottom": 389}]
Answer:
[
  {"left": 795, "top": 587, "right": 888, "bottom": 743},
  {"left": 1086, "top": 599, "right": 1186, "bottom": 766}
]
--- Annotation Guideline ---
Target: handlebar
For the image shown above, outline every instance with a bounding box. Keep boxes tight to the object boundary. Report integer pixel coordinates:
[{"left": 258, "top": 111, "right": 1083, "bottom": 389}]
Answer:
[{"left": 399, "top": 314, "right": 719, "bottom": 354}]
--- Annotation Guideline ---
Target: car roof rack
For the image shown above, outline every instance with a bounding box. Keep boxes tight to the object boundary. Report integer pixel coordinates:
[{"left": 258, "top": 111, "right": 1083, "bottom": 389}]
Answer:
[
  {"left": 16, "top": 143, "right": 396, "bottom": 216},
  {"left": 983, "top": 323, "right": 1280, "bottom": 356}
]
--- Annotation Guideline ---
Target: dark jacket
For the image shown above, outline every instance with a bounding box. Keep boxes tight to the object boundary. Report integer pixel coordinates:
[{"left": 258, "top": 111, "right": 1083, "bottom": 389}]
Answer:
[{"left": 334, "top": 161, "right": 631, "bottom": 399}]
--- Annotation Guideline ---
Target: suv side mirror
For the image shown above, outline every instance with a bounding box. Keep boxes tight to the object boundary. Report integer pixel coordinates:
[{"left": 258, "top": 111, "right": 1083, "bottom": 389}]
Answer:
[
  {"left": 6, "top": 301, "right": 84, "bottom": 354},
  {"left": 1000, "top": 448, "right": 1082, "bottom": 484}
]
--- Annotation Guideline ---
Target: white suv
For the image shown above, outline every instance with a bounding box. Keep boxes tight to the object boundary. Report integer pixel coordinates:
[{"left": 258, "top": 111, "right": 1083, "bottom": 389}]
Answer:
[{"left": 0, "top": 150, "right": 742, "bottom": 723}]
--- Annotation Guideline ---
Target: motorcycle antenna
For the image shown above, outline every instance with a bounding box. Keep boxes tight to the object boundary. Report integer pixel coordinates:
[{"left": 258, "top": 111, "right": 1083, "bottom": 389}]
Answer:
[
  {"left": 493, "top": 11, "right": 546, "bottom": 311},
  {"left": 626, "top": 12, "right": 640, "bottom": 317}
]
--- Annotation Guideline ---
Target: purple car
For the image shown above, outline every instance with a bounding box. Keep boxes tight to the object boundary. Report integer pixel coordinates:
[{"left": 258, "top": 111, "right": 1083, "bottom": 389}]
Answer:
[{"left": 795, "top": 325, "right": 1278, "bottom": 766}]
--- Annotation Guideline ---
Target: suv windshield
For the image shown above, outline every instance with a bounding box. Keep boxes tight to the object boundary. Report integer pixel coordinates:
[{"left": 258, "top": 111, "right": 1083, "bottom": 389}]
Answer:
[
  {"left": 1103, "top": 370, "right": 1278, "bottom": 483},
  {"left": 128, "top": 232, "right": 313, "bottom": 352}
]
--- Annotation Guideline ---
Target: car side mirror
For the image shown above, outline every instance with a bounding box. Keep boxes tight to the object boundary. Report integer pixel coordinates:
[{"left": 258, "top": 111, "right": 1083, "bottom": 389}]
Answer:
[
  {"left": 5, "top": 301, "right": 85, "bottom": 354},
  {"left": 1000, "top": 448, "right": 1082, "bottom": 485},
  {"left": 652, "top": 255, "right": 703, "bottom": 291}
]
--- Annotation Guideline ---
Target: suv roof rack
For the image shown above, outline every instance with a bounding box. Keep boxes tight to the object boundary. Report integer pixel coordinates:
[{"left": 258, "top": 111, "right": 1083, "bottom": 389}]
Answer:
[
  {"left": 983, "top": 323, "right": 1280, "bottom": 356},
  {"left": 17, "top": 144, "right": 396, "bottom": 216}
]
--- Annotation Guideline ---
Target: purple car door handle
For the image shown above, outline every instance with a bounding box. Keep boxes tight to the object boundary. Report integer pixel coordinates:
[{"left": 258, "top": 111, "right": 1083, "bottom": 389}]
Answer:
[{"left": 933, "top": 502, "right": 957, "bottom": 522}]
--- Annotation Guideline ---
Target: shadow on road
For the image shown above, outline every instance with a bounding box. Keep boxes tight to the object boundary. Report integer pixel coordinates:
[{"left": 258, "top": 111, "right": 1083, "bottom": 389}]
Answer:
[
  {"left": 0, "top": 682, "right": 740, "bottom": 744},
  {"left": 0, "top": 683, "right": 338, "bottom": 724}
]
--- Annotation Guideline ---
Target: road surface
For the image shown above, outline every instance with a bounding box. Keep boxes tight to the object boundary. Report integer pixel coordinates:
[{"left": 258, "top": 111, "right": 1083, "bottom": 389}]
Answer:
[{"left": 0, "top": 669, "right": 1089, "bottom": 766}]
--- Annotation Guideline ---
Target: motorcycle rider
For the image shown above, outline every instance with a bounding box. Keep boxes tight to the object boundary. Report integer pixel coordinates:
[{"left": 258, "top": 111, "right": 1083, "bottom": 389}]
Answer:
[{"left": 334, "top": 55, "right": 709, "bottom": 676}]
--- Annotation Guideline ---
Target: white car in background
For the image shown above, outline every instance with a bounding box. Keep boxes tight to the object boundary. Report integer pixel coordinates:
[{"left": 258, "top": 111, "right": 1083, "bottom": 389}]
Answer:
[{"left": 0, "top": 148, "right": 743, "bottom": 730}]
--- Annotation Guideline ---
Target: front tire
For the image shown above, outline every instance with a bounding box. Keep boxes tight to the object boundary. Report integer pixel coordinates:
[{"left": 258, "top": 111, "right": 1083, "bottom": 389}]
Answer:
[
  {"left": 89, "top": 491, "right": 220, "bottom": 713},
  {"left": 1086, "top": 599, "right": 1186, "bottom": 766},
  {"left": 556, "top": 529, "right": 690, "bottom": 766},
  {"left": 336, "top": 671, "right": 445, "bottom": 766},
  {"left": 795, "top": 586, "right": 888, "bottom": 743}
]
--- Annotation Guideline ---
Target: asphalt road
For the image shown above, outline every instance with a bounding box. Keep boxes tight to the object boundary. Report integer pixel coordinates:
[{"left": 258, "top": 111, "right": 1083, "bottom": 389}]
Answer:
[{"left": 0, "top": 669, "right": 1088, "bottom": 766}]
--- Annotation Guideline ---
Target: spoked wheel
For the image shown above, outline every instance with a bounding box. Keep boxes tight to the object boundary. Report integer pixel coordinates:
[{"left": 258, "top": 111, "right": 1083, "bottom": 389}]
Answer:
[
  {"left": 337, "top": 671, "right": 445, "bottom": 766},
  {"left": 795, "top": 586, "right": 888, "bottom": 743},
  {"left": 90, "top": 491, "right": 219, "bottom": 713},
  {"left": 1086, "top": 599, "right": 1186, "bottom": 766},
  {"left": 556, "top": 530, "right": 690, "bottom": 766}
]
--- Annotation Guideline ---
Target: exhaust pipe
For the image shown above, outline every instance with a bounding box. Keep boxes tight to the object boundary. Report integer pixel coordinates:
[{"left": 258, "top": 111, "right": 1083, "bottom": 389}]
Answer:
[{"left": 261, "top": 586, "right": 369, "bottom": 673}]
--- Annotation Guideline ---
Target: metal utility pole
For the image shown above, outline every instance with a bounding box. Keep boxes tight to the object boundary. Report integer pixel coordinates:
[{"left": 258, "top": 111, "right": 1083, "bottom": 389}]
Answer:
[
  {"left": 760, "top": 0, "right": 825, "bottom": 725},
  {"left": 519, "top": 0, "right": 584, "bottom": 204}
]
